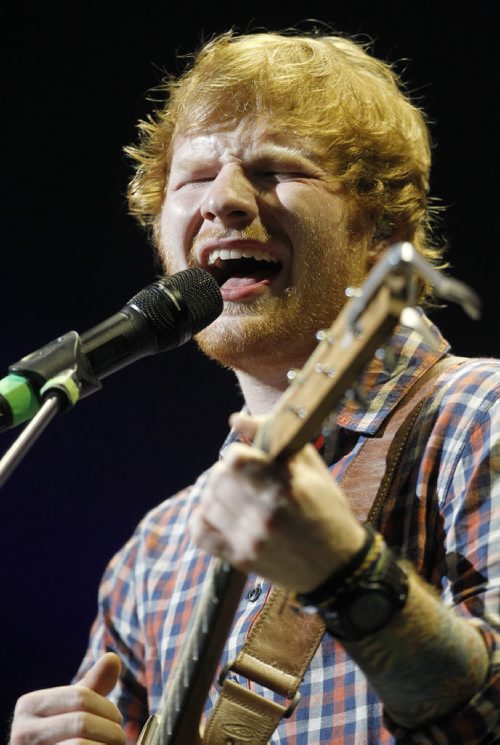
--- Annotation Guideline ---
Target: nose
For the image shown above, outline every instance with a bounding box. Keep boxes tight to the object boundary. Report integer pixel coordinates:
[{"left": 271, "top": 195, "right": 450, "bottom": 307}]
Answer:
[{"left": 200, "top": 164, "right": 258, "bottom": 227}]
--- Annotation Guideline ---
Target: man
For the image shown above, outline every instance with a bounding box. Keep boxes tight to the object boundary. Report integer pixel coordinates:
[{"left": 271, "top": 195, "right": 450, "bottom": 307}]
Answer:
[{"left": 9, "top": 30, "right": 500, "bottom": 744}]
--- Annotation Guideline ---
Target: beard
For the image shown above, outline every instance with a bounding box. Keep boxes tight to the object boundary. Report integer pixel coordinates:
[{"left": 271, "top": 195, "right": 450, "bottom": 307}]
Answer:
[
  {"left": 195, "top": 247, "right": 366, "bottom": 375},
  {"left": 159, "top": 210, "right": 369, "bottom": 376},
  {"left": 194, "top": 285, "right": 333, "bottom": 372}
]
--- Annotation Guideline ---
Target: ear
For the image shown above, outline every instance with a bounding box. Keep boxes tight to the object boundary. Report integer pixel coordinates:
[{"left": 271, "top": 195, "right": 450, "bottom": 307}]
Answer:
[
  {"left": 367, "top": 238, "right": 389, "bottom": 268},
  {"left": 367, "top": 219, "right": 406, "bottom": 269}
]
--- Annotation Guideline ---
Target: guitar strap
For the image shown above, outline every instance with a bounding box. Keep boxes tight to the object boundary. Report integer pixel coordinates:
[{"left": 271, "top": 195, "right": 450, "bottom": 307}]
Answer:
[{"left": 202, "top": 355, "right": 466, "bottom": 744}]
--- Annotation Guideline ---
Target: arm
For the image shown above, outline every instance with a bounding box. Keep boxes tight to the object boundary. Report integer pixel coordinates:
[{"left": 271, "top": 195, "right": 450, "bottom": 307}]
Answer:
[
  {"left": 72, "top": 526, "right": 150, "bottom": 743},
  {"left": 190, "top": 409, "right": 499, "bottom": 736},
  {"left": 342, "top": 565, "right": 490, "bottom": 728}
]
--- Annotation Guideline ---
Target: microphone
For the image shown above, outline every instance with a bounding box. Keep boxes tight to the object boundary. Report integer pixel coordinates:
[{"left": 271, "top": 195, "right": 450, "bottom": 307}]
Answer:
[{"left": 0, "top": 267, "right": 223, "bottom": 432}]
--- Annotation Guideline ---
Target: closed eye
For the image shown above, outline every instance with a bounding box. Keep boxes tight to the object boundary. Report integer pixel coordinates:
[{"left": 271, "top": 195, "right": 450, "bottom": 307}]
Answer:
[
  {"left": 254, "top": 171, "right": 315, "bottom": 182},
  {"left": 172, "top": 175, "right": 216, "bottom": 190}
]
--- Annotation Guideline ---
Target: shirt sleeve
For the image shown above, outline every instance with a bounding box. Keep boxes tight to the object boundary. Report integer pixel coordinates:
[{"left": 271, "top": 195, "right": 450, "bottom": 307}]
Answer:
[
  {"left": 386, "top": 366, "right": 500, "bottom": 742},
  {"left": 73, "top": 525, "right": 149, "bottom": 744}
]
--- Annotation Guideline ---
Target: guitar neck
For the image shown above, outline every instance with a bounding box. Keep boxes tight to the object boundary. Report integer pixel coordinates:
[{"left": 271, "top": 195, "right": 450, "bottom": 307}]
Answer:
[
  {"left": 153, "top": 562, "right": 246, "bottom": 744},
  {"left": 255, "top": 283, "right": 404, "bottom": 458}
]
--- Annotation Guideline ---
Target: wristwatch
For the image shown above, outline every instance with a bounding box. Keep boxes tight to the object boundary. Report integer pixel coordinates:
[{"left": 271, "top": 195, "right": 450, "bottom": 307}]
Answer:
[{"left": 297, "top": 530, "right": 409, "bottom": 642}]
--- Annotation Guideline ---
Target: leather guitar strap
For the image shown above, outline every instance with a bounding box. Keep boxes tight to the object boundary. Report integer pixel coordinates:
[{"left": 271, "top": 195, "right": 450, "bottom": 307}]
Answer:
[{"left": 203, "top": 356, "right": 465, "bottom": 744}]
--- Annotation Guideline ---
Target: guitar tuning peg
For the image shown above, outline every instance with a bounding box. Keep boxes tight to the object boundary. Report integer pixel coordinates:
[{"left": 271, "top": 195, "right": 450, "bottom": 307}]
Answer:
[
  {"left": 287, "top": 404, "right": 309, "bottom": 419},
  {"left": 315, "top": 362, "right": 336, "bottom": 378},
  {"left": 286, "top": 368, "right": 303, "bottom": 384},
  {"left": 345, "top": 286, "right": 363, "bottom": 298},
  {"left": 315, "top": 329, "right": 336, "bottom": 345}
]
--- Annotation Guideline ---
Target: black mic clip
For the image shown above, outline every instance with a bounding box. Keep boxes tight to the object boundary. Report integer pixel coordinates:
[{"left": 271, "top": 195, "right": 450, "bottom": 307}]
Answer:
[{"left": 9, "top": 331, "right": 102, "bottom": 416}]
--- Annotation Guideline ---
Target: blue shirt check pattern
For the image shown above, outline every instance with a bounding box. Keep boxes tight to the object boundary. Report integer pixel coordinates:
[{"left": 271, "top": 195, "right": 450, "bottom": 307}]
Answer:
[{"left": 76, "top": 314, "right": 500, "bottom": 743}]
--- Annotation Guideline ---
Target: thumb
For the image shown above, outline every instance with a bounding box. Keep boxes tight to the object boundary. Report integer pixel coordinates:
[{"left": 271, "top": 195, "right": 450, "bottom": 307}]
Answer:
[{"left": 77, "top": 652, "right": 121, "bottom": 697}]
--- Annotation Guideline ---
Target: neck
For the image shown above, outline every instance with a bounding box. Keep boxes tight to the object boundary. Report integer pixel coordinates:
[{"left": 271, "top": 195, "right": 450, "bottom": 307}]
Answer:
[{"left": 235, "top": 364, "right": 296, "bottom": 416}]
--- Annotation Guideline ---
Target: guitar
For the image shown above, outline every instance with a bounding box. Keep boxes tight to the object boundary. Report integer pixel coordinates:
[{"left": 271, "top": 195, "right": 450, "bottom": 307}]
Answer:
[{"left": 137, "top": 243, "right": 480, "bottom": 744}]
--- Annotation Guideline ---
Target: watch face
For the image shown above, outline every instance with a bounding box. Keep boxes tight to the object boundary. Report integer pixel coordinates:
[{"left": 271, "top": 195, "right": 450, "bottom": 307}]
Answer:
[
  {"left": 312, "top": 546, "right": 409, "bottom": 641},
  {"left": 347, "top": 590, "right": 394, "bottom": 633}
]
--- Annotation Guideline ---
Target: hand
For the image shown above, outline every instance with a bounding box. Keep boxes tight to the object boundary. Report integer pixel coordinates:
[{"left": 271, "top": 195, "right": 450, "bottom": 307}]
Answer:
[
  {"left": 190, "top": 413, "right": 365, "bottom": 593},
  {"left": 9, "top": 652, "right": 125, "bottom": 744}
]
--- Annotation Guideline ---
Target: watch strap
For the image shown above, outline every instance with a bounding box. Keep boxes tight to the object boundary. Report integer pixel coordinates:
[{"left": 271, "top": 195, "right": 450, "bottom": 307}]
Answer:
[
  {"left": 313, "top": 539, "right": 409, "bottom": 641},
  {"left": 295, "top": 524, "right": 379, "bottom": 608}
]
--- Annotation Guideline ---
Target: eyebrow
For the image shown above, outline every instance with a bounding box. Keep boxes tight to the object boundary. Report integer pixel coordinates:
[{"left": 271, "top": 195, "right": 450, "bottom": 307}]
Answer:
[
  {"left": 172, "top": 143, "right": 326, "bottom": 172},
  {"left": 250, "top": 145, "right": 325, "bottom": 167}
]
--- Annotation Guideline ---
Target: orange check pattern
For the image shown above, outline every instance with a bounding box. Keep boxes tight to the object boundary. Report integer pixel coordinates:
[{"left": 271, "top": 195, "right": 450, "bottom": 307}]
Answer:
[{"left": 76, "top": 312, "right": 500, "bottom": 743}]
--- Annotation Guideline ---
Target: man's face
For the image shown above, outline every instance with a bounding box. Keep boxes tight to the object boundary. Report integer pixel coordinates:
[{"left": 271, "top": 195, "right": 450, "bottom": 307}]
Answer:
[{"left": 158, "top": 118, "right": 373, "bottom": 372}]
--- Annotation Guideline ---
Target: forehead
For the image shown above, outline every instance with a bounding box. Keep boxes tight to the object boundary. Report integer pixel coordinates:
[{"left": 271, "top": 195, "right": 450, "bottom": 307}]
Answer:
[{"left": 170, "top": 119, "right": 326, "bottom": 169}]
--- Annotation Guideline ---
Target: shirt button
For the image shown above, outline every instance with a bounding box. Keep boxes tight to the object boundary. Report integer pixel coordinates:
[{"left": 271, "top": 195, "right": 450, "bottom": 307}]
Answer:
[{"left": 247, "top": 584, "right": 262, "bottom": 602}]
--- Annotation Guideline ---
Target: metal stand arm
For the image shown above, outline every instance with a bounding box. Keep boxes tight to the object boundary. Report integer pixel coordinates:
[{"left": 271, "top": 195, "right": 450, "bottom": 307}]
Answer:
[{"left": 0, "top": 394, "right": 62, "bottom": 489}]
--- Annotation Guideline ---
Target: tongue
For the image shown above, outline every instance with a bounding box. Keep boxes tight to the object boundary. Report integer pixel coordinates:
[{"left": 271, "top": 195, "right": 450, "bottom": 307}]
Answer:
[
  {"left": 220, "top": 265, "right": 279, "bottom": 290},
  {"left": 221, "top": 275, "right": 268, "bottom": 289}
]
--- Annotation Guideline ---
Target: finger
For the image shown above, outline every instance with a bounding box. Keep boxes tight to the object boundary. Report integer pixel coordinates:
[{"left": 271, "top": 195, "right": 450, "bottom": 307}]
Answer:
[
  {"left": 222, "top": 443, "right": 285, "bottom": 487},
  {"left": 223, "top": 441, "right": 267, "bottom": 466},
  {"left": 228, "top": 412, "right": 265, "bottom": 442},
  {"left": 205, "top": 453, "right": 287, "bottom": 520},
  {"left": 78, "top": 652, "right": 121, "bottom": 698},
  {"left": 191, "top": 494, "right": 258, "bottom": 561},
  {"left": 193, "top": 518, "right": 260, "bottom": 567},
  {"left": 27, "top": 710, "right": 125, "bottom": 744},
  {"left": 203, "top": 464, "right": 280, "bottom": 529},
  {"left": 204, "top": 477, "right": 282, "bottom": 528},
  {"left": 15, "top": 684, "right": 123, "bottom": 725},
  {"left": 202, "top": 496, "right": 272, "bottom": 546},
  {"left": 191, "top": 519, "right": 231, "bottom": 558},
  {"left": 195, "top": 483, "right": 280, "bottom": 566}
]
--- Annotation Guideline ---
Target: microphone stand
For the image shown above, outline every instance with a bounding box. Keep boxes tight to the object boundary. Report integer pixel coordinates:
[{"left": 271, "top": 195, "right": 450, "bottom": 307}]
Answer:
[
  {"left": 0, "top": 333, "right": 98, "bottom": 490},
  {"left": 0, "top": 394, "right": 62, "bottom": 489}
]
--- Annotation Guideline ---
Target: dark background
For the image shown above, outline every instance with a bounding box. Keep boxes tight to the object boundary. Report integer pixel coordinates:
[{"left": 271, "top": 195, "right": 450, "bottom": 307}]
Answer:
[{"left": 1, "top": 1, "right": 499, "bottom": 740}]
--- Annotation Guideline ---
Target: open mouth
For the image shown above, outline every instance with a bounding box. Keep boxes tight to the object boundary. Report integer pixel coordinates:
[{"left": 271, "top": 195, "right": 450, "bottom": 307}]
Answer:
[{"left": 204, "top": 249, "right": 283, "bottom": 299}]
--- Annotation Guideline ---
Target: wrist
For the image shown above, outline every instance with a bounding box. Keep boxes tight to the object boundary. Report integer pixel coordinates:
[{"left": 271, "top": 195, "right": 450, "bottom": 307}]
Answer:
[
  {"left": 300, "top": 523, "right": 378, "bottom": 603},
  {"left": 295, "top": 525, "right": 409, "bottom": 641}
]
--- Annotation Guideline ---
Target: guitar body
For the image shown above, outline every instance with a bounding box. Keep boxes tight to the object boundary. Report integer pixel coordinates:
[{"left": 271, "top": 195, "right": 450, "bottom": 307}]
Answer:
[
  {"left": 137, "top": 715, "right": 162, "bottom": 745},
  {"left": 137, "top": 714, "right": 202, "bottom": 745}
]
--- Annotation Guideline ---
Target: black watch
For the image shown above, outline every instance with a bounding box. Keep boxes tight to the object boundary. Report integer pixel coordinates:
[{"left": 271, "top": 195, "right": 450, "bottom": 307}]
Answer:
[{"left": 299, "top": 539, "right": 409, "bottom": 642}]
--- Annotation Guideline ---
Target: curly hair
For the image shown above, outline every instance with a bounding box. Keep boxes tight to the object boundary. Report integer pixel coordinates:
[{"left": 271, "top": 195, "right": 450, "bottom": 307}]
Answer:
[{"left": 125, "top": 29, "right": 445, "bottom": 300}]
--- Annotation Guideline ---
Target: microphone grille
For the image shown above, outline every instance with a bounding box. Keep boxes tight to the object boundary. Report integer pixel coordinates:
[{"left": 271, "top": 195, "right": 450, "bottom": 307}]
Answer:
[{"left": 128, "top": 268, "right": 223, "bottom": 349}]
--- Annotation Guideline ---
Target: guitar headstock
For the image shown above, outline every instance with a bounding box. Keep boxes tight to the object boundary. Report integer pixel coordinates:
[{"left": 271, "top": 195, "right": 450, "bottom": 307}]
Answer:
[{"left": 254, "top": 242, "right": 480, "bottom": 460}]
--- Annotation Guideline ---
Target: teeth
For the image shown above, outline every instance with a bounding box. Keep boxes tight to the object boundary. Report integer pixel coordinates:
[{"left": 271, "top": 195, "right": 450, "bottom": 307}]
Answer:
[{"left": 207, "top": 248, "right": 280, "bottom": 266}]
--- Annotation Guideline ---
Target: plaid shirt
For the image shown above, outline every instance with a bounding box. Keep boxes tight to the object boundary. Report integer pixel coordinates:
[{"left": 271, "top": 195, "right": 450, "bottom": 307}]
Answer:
[{"left": 76, "top": 313, "right": 500, "bottom": 743}]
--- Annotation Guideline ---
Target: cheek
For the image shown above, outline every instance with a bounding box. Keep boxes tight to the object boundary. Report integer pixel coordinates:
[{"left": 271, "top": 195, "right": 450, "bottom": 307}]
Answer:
[
  {"left": 160, "top": 198, "right": 186, "bottom": 241},
  {"left": 158, "top": 197, "right": 199, "bottom": 270},
  {"left": 275, "top": 184, "right": 348, "bottom": 239}
]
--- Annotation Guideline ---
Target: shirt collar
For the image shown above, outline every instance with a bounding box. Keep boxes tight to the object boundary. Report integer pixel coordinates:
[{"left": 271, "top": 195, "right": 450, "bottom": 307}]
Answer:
[
  {"left": 220, "top": 309, "right": 450, "bottom": 456},
  {"left": 334, "top": 309, "right": 450, "bottom": 434}
]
